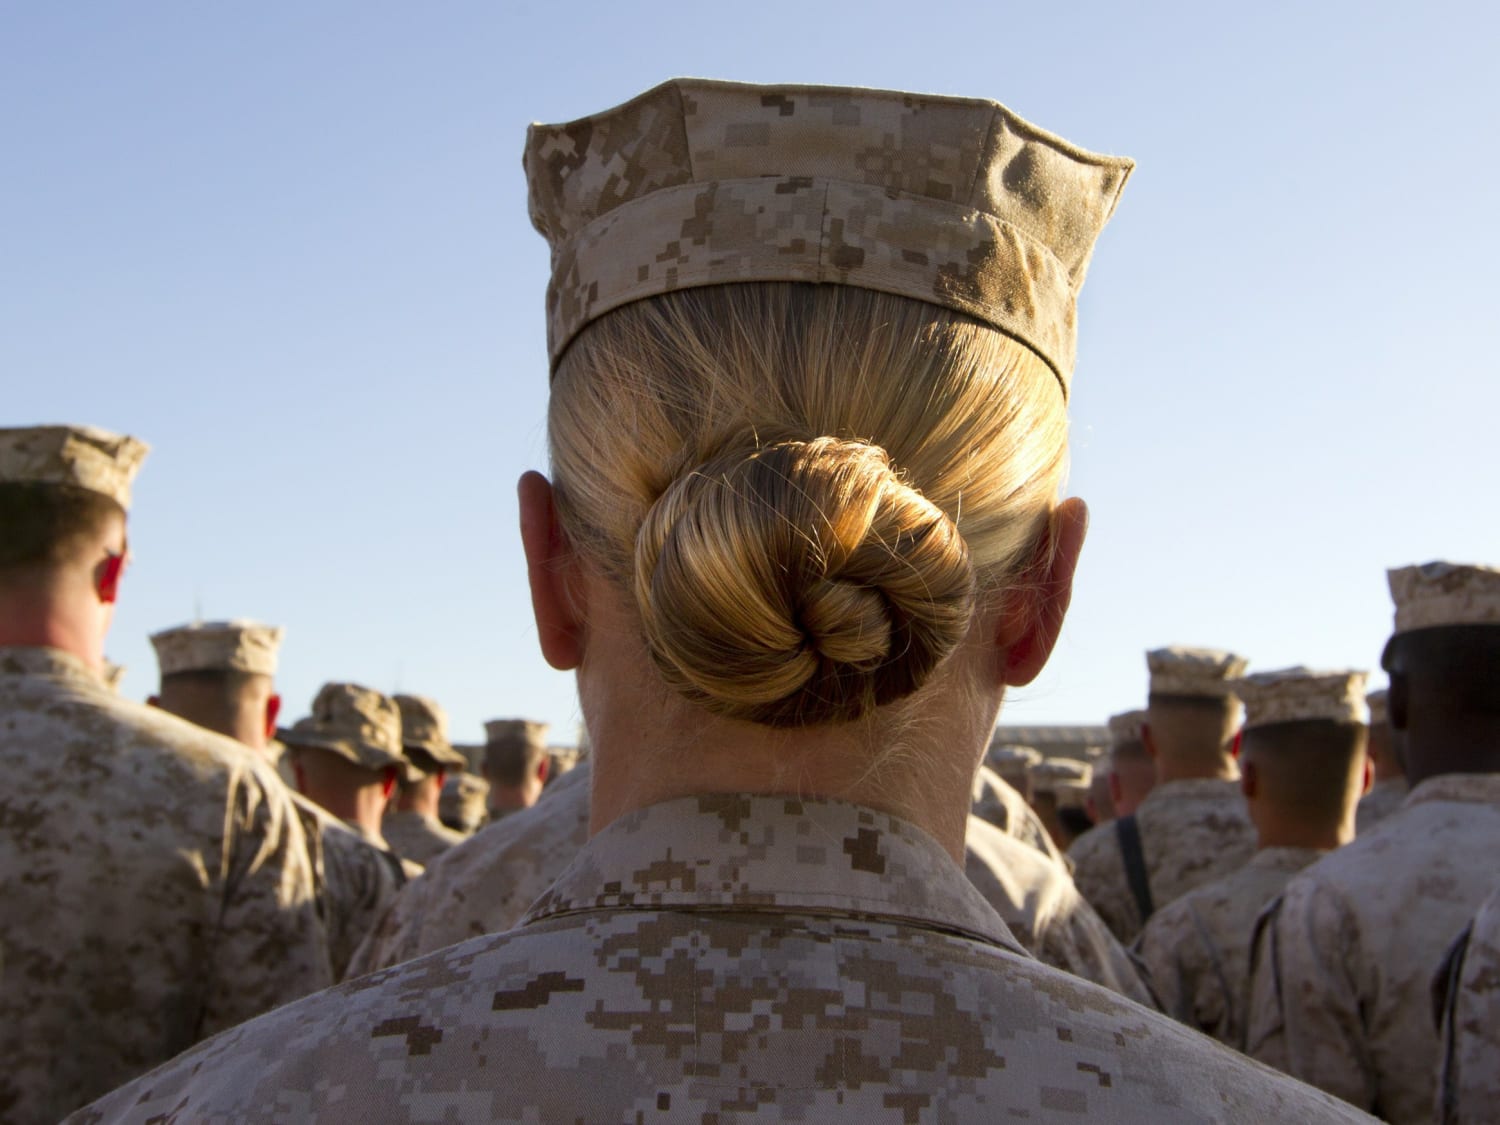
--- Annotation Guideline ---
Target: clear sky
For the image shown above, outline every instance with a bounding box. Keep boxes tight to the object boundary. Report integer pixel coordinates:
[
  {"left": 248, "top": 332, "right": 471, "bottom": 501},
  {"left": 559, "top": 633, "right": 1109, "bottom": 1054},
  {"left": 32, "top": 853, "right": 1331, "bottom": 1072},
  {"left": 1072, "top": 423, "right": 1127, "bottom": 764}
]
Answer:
[{"left": 4, "top": 1, "right": 1497, "bottom": 745}]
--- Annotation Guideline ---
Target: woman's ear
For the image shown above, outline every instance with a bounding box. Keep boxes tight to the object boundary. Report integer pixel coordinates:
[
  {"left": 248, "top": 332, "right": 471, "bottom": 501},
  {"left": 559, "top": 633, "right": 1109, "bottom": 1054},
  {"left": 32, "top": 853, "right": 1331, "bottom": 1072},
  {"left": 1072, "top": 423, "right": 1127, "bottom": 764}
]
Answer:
[
  {"left": 518, "top": 471, "right": 587, "bottom": 671},
  {"left": 998, "top": 498, "right": 1088, "bottom": 687}
]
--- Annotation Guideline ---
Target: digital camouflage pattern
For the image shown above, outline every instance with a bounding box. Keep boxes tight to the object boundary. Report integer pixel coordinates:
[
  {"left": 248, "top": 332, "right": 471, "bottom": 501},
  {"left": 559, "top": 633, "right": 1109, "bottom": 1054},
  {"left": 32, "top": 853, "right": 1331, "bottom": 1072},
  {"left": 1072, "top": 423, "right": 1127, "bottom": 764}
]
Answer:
[
  {"left": 0, "top": 424, "right": 148, "bottom": 509},
  {"left": 525, "top": 79, "right": 1133, "bottom": 389},
  {"left": 1233, "top": 667, "right": 1368, "bottom": 728},
  {"left": 963, "top": 815, "right": 1154, "bottom": 1004},
  {"left": 1132, "top": 846, "right": 1323, "bottom": 1048},
  {"left": 285, "top": 789, "right": 410, "bottom": 981},
  {"left": 1355, "top": 775, "right": 1408, "bottom": 835},
  {"left": 1069, "top": 777, "right": 1255, "bottom": 943},
  {"left": 1387, "top": 561, "right": 1500, "bottom": 634},
  {"left": 75, "top": 794, "right": 1376, "bottom": 1125},
  {"left": 351, "top": 761, "right": 593, "bottom": 974},
  {"left": 381, "top": 807, "right": 468, "bottom": 867},
  {"left": 0, "top": 646, "right": 331, "bottom": 1124},
  {"left": 1435, "top": 882, "right": 1500, "bottom": 1125},
  {"left": 1245, "top": 774, "right": 1500, "bottom": 1124},
  {"left": 1146, "top": 646, "right": 1248, "bottom": 697},
  {"left": 149, "top": 619, "right": 284, "bottom": 677},
  {"left": 968, "top": 763, "right": 1065, "bottom": 865}
]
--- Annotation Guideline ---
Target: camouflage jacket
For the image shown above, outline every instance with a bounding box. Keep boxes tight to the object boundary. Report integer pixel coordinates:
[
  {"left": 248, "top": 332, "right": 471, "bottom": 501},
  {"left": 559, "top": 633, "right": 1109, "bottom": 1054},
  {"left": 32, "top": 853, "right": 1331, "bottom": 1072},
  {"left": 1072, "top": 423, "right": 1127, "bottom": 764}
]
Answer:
[
  {"left": 963, "top": 815, "right": 1154, "bottom": 1004},
  {"left": 1069, "top": 777, "right": 1255, "bottom": 943},
  {"left": 382, "top": 808, "right": 468, "bottom": 867},
  {"left": 1246, "top": 774, "right": 1500, "bottom": 1124},
  {"left": 350, "top": 761, "right": 592, "bottom": 975},
  {"left": 77, "top": 794, "right": 1376, "bottom": 1124},
  {"left": 1435, "top": 882, "right": 1500, "bottom": 1125},
  {"left": 1355, "top": 775, "right": 1409, "bottom": 835},
  {"left": 1132, "top": 846, "right": 1323, "bottom": 1048},
  {"left": 969, "top": 764, "right": 1066, "bottom": 866},
  {"left": 0, "top": 646, "right": 331, "bottom": 1124}
]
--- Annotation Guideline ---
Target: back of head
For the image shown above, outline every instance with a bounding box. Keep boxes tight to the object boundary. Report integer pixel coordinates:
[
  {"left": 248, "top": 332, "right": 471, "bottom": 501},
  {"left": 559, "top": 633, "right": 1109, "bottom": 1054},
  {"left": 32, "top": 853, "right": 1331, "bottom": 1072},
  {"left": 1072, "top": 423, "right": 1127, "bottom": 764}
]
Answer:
[
  {"left": 0, "top": 483, "right": 125, "bottom": 588},
  {"left": 484, "top": 719, "right": 550, "bottom": 787},
  {"left": 531, "top": 79, "right": 1130, "bottom": 737},
  {"left": 1145, "top": 647, "right": 1247, "bottom": 775},
  {"left": 151, "top": 620, "right": 284, "bottom": 750}
]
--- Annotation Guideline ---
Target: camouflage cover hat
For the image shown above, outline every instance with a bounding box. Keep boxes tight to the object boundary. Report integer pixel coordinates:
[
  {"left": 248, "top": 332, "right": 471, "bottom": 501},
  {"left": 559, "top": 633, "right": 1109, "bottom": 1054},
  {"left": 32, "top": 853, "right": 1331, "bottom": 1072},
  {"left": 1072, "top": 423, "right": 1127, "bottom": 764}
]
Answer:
[
  {"left": 525, "top": 78, "right": 1134, "bottom": 393},
  {"left": 1107, "top": 709, "right": 1147, "bottom": 747},
  {"left": 150, "top": 620, "right": 284, "bottom": 678},
  {"left": 0, "top": 424, "right": 149, "bottom": 510},
  {"left": 985, "top": 742, "right": 1042, "bottom": 784},
  {"left": 439, "top": 772, "right": 490, "bottom": 834},
  {"left": 1387, "top": 562, "right": 1500, "bottom": 635},
  {"left": 483, "top": 719, "right": 550, "bottom": 752},
  {"left": 1028, "top": 757, "right": 1092, "bottom": 798},
  {"left": 393, "top": 694, "right": 469, "bottom": 773},
  {"left": 281, "top": 682, "right": 413, "bottom": 780},
  {"left": 1147, "top": 646, "right": 1249, "bottom": 698},
  {"left": 1365, "top": 688, "right": 1389, "bottom": 726},
  {"left": 1234, "top": 667, "right": 1370, "bottom": 729}
]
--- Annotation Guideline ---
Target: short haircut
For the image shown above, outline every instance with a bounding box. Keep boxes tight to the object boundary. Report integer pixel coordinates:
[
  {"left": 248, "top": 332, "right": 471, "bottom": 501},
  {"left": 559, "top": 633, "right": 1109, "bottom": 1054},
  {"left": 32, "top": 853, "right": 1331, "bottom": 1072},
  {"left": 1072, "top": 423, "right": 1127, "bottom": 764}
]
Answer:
[
  {"left": 1109, "top": 738, "right": 1151, "bottom": 767},
  {"left": 484, "top": 741, "right": 547, "bottom": 787},
  {"left": 160, "top": 668, "right": 270, "bottom": 701},
  {"left": 1147, "top": 692, "right": 1241, "bottom": 759},
  {"left": 0, "top": 482, "right": 124, "bottom": 575},
  {"left": 1242, "top": 719, "right": 1367, "bottom": 825},
  {"left": 1384, "top": 625, "right": 1500, "bottom": 717}
]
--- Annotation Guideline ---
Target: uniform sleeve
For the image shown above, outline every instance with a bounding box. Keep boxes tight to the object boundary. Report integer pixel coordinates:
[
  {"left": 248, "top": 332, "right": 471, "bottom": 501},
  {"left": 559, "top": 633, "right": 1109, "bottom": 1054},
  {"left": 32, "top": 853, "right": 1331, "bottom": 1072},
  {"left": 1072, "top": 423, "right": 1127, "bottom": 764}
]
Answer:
[
  {"left": 1070, "top": 830, "right": 1142, "bottom": 945},
  {"left": 1132, "top": 904, "right": 1195, "bottom": 1027},
  {"left": 1041, "top": 888, "right": 1158, "bottom": 1008},
  {"left": 345, "top": 873, "right": 431, "bottom": 978},
  {"left": 201, "top": 766, "right": 333, "bottom": 1036},
  {"left": 1246, "top": 878, "right": 1375, "bottom": 1110}
]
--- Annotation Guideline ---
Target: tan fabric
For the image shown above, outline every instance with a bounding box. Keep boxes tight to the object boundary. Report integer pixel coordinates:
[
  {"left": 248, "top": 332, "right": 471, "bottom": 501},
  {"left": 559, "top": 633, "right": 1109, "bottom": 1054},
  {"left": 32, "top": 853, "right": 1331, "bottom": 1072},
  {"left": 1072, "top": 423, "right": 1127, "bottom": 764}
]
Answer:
[
  {"left": 1436, "top": 883, "right": 1500, "bottom": 1125},
  {"left": 1108, "top": 708, "right": 1147, "bottom": 745},
  {"left": 1069, "top": 777, "right": 1255, "bottom": 943},
  {"left": 1147, "top": 646, "right": 1248, "bottom": 698},
  {"left": 1132, "top": 846, "right": 1323, "bottom": 1048},
  {"left": 281, "top": 682, "right": 410, "bottom": 778},
  {"left": 150, "top": 619, "right": 284, "bottom": 677},
  {"left": 393, "top": 694, "right": 469, "bottom": 772},
  {"left": 1028, "top": 756, "right": 1092, "bottom": 792},
  {"left": 439, "top": 771, "right": 490, "bottom": 834},
  {"left": 0, "top": 646, "right": 330, "bottom": 1124},
  {"left": 352, "top": 761, "right": 594, "bottom": 973},
  {"left": 963, "top": 816, "right": 1154, "bottom": 1004},
  {"left": 525, "top": 79, "right": 1133, "bottom": 389},
  {"left": 1246, "top": 774, "right": 1500, "bottom": 1124},
  {"left": 969, "top": 763, "right": 1066, "bottom": 865},
  {"left": 76, "top": 794, "right": 1376, "bottom": 1124},
  {"left": 1388, "top": 561, "right": 1500, "bottom": 634},
  {"left": 285, "top": 790, "right": 408, "bottom": 981},
  {"left": 984, "top": 742, "right": 1041, "bottom": 791},
  {"left": 1355, "top": 775, "right": 1409, "bottom": 834},
  {"left": 0, "top": 424, "right": 148, "bottom": 509},
  {"left": 1234, "top": 667, "right": 1369, "bottom": 728},
  {"left": 381, "top": 808, "right": 467, "bottom": 867}
]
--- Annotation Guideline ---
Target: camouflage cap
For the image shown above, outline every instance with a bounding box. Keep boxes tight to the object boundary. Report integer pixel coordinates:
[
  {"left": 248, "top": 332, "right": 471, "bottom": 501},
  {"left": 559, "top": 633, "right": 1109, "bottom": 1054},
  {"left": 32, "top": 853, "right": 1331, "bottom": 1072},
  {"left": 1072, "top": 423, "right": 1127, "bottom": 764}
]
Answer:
[
  {"left": 0, "top": 424, "right": 149, "bottom": 510},
  {"left": 393, "top": 694, "right": 470, "bottom": 773},
  {"left": 1388, "top": 561, "right": 1500, "bottom": 634},
  {"left": 483, "top": 719, "right": 550, "bottom": 753},
  {"left": 1107, "top": 708, "right": 1147, "bottom": 746},
  {"left": 1147, "top": 646, "right": 1249, "bottom": 698},
  {"left": 1234, "top": 666, "right": 1370, "bottom": 729},
  {"left": 150, "top": 619, "right": 284, "bottom": 678},
  {"left": 280, "top": 682, "right": 413, "bottom": 779},
  {"left": 1028, "top": 756, "right": 1093, "bottom": 795},
  {"left": 439, "top": 771, "right": 490, "bottom": 833},
  {"left": 1365, "top": 687, "right": 1389, "bottom": 725},
  {"left": 525, "top": 78, "right": 1134, "bottom": 393},
  {"left": 985, "top": 742, "right": 1042, "bottom": 782}
]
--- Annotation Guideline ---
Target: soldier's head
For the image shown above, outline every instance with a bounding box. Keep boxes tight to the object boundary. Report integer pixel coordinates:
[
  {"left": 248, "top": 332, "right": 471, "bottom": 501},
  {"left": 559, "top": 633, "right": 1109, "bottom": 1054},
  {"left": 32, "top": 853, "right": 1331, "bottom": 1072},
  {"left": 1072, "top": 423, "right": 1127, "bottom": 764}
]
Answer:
[
  {"left": 282, "top": 682, "right": 412, "bottom": 830},
  {"left": 1382, "top": 562, "right": 1500, "bottom": 786},
  {"left": 1104, "top": 708, "right": 1156, "bottom": 817},
  {"left": 393, "top": 694, "right": 469, "bottom": 816},
  {"left": 1235, "top": 668, "right": 1370, "bottom": 848},
  {"left": 1143, "top": 647, "right": 1247, "bottom": 781},
  {"left": 0, "top": 426, "right": 147, "bottom": 668},
  {"left": 1362, "top": 688, "right": 1405, "bottom": 783},
  {"left": 149, "top": 620, "right": 284, "bottom": 751},
  {"left": 1027, "top": 757, "right": 1093, "bottom": 850},
  {"left": 439, "top": 772, "right": 491, "bottom": 835},
  {"left": 482, "top": 719, "right": 550, "bottom": 817}
]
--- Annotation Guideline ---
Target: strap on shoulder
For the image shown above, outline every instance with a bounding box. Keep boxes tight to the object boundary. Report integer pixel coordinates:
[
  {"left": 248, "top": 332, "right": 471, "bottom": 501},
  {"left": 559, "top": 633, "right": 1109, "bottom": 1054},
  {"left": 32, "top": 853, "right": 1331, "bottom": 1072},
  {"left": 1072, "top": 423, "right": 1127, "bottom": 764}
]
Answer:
[{"left": 1115, "top": 814, "right": 1155, "bottom": 924}]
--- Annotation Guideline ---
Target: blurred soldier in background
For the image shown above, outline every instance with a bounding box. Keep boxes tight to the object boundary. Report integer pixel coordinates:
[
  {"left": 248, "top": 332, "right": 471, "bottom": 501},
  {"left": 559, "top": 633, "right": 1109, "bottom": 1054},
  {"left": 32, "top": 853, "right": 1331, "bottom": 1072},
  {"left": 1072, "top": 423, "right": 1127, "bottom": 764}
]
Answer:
[
  {"left": 984, "top": 741, "right": 1040, "bottom": 802},
  {"left": 386, "top": 694, "right": 469, "bottom": 864},
  {"left": 1134, "top": 667, "right": 1367, "bottom": 1047},
  {"left": 1434, "top": 882, "right": 1500, "bottom": 1124},
  {"left": 1246, "top": 562, "right": 1500, "bottom": 1123},
  {"left": 970, "top": 752, "right": 1066, "bottom": 865},
  {"left": 439, "top": 771, "right": 490, "bottom": 835},
  {"left": 482, "top": 718, "right": 549, "bottom": 819},
  {"left": 1355, "top": 687, "right": 1406, "bottom": 833},
  {"left": 1027, "top": 756, "right": 1094, "bottom": 852},
  {"left": 0, "top": 425, "right": 329, "bottom": 1123},
  {"left": 1071, "top": 647, "right": 1253, "bottom": 943}
]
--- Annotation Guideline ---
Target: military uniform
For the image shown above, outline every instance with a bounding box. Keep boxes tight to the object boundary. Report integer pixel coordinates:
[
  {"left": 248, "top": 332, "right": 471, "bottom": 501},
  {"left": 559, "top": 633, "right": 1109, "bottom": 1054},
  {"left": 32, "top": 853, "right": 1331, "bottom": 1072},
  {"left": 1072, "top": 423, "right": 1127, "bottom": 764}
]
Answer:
[
  {"left": 382, "top": 807, "right": 467, "bottom": 866},
  {"left": 383, "top": 694, "right": 473, "bottom": 866},
  {"left": 1435, "top": 883, "right": 1500, "bottom": 1124},
  {"left": 969, "top": 762, "right": 1065, "bottom": 865},
  {"left": 1069, "top": 777, "right": 1255, "bottom": 943},
  {"left": 75, "top": 794, "right": 1376, "bottom": 1124},
  {"left": 1133, "top": 846, "right": 1322, "bottom": 1047},
  {"left": 1355, "top": 775, "right": 1409, "bottom": 834},
  {"left": 1246, "top": 773, "right": 1500, "bottom": 1122},
  {"left": 0, "top": 647, "right": 331, "bottom": 1123}
]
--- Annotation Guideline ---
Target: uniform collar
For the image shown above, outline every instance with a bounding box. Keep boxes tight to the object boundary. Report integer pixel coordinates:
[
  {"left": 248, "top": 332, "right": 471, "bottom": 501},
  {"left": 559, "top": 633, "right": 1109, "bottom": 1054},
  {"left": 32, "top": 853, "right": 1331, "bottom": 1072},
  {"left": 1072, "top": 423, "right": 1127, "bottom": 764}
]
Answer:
[
  {"left": 1406, "top": 772, "right": 1500, "bottom": 807},
  {"left": 0, "top": 644, "right": 100, "bottom": 685},
  {"left": 1247, "top": 845, "right": 1326, "bottom": 872},
  {"left": 521, "top": 794, "right": 1027, "bottom": 955},
  {"left": 1138, "top": 776, "right": 1242, "bottom": 808}
]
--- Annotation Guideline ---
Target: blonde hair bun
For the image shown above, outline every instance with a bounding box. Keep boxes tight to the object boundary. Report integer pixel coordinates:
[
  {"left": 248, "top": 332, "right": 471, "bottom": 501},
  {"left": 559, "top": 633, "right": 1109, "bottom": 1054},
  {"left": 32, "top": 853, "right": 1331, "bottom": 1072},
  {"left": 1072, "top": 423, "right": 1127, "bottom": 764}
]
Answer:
[{"left": 633, "top": 436, "right": 976, "bottom": 727}]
